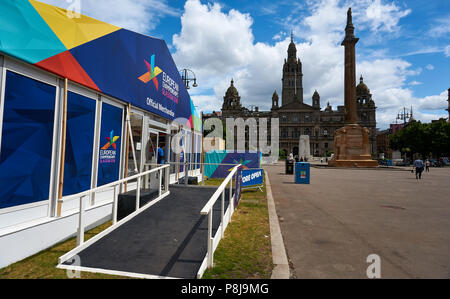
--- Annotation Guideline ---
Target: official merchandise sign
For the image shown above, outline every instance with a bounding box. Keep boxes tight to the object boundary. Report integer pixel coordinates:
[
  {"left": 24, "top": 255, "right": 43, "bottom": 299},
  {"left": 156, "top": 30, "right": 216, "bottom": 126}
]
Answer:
[{"left": 241, "top": 169, "right": 264, "bottom": 191}]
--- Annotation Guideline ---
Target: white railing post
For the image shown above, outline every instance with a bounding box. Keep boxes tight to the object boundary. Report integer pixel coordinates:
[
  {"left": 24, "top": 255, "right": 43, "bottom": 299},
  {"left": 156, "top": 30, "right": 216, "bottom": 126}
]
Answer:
[
  {"left": 221, "top": 189, "right": 225, "bottom": 238},
  {"left": 229, "top": 179, "right": 233, "bottom": 223},
  {"left": 136, "top": 176, "right": 141, "bottom": 211},
  {"left": 184, "top": 160, "right": 188, "bottom": 186},
  {"left": 165, "top": 165, "right": 170, "bottom": 193},
  {"left": 77, "top": 195, "right": 86, "bottom": 246},
  {"left": 231, "top": 173, "right": 236, "bottom": 215},
  {"left": 158, "top": 168, "right": 162, "bottom": 197},
  {"left": 144, "top": 164, "right": 149, "bottom": 189},
  {"left": 112, "top": 185, "right": 118, "bottom": 225},
  {"left": 207, "top": 210, "right": 213, "bottom": 268}
]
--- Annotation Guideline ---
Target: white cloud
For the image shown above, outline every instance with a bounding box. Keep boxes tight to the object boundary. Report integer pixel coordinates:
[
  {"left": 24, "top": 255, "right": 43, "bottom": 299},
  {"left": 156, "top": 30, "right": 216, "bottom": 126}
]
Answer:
[
  {"left": 172, "top": 0, "right": 287, "bottom": 113},
  {"left": 39, "top": 0, "right": 179, "bottom": 34},
  {"left": 425, "top": 64, "right": 434, "bottom": 71},
  {"left": 364, "top": 0, "right": 411, "bottom": 33},
  {"left": 428, "top": 17, "right": 450, "bottom": 38},
  {"left": 445, "top": 45, "right": 450, "bottom": 57}
]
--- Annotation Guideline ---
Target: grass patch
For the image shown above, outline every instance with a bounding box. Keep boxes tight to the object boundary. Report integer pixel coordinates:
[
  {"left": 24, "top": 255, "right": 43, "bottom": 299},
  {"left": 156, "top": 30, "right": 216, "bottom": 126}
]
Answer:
[
  {"left": 0, "top": 221, "right": 126, "bottom": 279},
  {"left": 202, "top": 178, "right": 273, "bottom": 279}
]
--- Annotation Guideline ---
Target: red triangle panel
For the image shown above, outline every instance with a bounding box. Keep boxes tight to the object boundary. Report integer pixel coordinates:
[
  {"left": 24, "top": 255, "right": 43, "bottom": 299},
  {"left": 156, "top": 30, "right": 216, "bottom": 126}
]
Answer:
[{"left": 36, "top": 51, "right": 101, "bottom": 92}]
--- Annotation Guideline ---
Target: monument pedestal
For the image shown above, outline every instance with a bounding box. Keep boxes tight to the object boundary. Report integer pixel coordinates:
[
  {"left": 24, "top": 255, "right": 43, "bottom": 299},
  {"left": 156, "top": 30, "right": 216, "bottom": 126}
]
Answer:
[{"left": 328, "top": 124, "right": 378, "bottom": 168}]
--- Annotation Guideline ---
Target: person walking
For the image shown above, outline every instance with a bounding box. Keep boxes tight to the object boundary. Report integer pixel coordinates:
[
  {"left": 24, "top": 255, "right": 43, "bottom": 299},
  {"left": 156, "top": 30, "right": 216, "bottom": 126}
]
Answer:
[
  {"left": 157, "top": 144, "right": 165, "bottom": 165},
  {"left": 425, "top": 159, "right": 430, "bottom": 172},
  {"left": 413, "top": 158, "right": 424, "bottom": 180},
  {"left": 157, "top": 144, "right": 166, "bottom": 189}
]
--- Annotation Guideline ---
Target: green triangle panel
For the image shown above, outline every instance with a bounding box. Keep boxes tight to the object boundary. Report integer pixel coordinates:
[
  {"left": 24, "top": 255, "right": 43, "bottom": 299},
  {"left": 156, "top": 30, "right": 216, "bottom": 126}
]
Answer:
[{"left": 0, "top": 0, "right": 67, "bottom": 64}]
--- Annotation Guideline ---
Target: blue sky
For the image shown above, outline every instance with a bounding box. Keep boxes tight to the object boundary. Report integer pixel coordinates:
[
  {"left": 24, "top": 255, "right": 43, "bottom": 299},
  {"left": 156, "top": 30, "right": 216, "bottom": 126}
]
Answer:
[{"left": 42, "top": 0, "right": 450, "bottom": 129}]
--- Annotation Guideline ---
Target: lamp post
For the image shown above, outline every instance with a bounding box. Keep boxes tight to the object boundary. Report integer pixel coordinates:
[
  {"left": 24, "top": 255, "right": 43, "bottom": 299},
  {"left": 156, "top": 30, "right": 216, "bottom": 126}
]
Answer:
[{"left": 179, "top": 69, "right": 198, "bottom": 90}]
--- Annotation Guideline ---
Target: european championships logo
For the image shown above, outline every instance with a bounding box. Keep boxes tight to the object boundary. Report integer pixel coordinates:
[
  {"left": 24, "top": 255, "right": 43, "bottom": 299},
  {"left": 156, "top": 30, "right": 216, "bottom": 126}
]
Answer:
[
  {"left": 138, "top": 54, "right": 163, "bottom": 90},
  {"left": 99, "top": 130, "right": 120, "bottom": 164},
  {"left": 101, "top": 130, "right": 120, "bottom": 150}
]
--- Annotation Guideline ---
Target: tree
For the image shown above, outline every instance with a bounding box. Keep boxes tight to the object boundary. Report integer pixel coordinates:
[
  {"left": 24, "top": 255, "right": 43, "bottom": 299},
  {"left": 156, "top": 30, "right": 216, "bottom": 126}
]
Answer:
[{"left": 389, "top": 119, "right": 450, "bottom": 159}]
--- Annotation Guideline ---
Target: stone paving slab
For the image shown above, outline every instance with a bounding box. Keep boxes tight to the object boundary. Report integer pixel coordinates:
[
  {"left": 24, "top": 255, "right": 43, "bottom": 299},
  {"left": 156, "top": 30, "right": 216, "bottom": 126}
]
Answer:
[{"left": 264, "top": 163, "right": 450, "bottom": 279}]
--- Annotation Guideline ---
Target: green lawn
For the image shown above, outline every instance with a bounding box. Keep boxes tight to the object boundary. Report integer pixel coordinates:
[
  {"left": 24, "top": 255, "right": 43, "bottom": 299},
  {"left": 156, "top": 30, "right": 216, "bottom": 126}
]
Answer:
[
  {"left": 0, "top": 221, "right": 125, "bottom": 279},
  {"left": 202, "top": 178, "right": 273, "bottom": 279},
  {"left": 0, "top": 178, "right": 273, "bottom": 279}
]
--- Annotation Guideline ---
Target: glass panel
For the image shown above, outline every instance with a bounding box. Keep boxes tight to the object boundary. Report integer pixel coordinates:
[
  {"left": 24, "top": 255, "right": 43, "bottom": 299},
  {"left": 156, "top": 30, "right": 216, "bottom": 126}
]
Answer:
[
  {"left": 0, "top": 71, "right": 55, "bottom": 209},
  {"left": 128, "top": 112, "right": 143, "bottom": 176},
  {"left": 147, "top": 131, "right": 159, "bottom": 165},
  {"left": 62, "top": 91, "right": 96, "bottom": 196},
  {"left": 97, "top": 102, "right": 123, "bottom": 187},
  {"left": 170, "top": 127, "right": 178, "bottom": 175},
  {"left": 158, "top": 133, "right": 167, "bottom": 164}
]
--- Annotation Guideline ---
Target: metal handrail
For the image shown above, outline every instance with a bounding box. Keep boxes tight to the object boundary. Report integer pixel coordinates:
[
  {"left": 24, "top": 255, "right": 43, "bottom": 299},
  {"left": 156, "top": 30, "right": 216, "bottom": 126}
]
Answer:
[
  {"left": 198, "top": 164, "right": 241, "bottom": 274},
  {"left": 143, "top": 162, "right": 241, "bottom": 166},
  {"left": 200, "top": 165, "right": 239, "bottom": 215},
  {"left": 58, "top": 164, "right": 170, "bottom": 247},
  {"left": 58, "top": 164, "right": 170, "bottom": 203}
]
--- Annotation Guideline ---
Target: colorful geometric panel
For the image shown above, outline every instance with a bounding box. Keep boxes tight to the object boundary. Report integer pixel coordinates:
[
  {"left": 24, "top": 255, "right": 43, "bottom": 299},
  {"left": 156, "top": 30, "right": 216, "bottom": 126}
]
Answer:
[
  {"left": 29, "top": 0, "right": 121, "bottom": 50},
  {"left": 0, "top": 0, "right": 200, "bottom": 132},
  {"left": 0, "top": 0, "right": 67, "bottom": 64},
  {"left": 36, "top": 50, "right": 100, "bottom": 91},
  {"left": 191, "top": 99, "right": 202, "bottom": 132},
  {"left": 204, "top": 151, "right": 261, "bottom": 178}
]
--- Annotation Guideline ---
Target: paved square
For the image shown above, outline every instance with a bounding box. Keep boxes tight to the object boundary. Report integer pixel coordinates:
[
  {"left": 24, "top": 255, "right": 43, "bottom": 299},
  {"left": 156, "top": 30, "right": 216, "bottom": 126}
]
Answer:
[{"left": 265, "top": 163, "right": 450, "bottom": 278}]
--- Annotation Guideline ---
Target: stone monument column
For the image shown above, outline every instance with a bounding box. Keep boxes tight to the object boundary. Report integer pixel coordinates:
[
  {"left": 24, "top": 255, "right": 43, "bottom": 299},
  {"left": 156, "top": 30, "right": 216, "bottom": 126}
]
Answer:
[
  {"left": 328, "top": 8, "right": 378, "bottom": 168},
  {"left": 342, "top": 8, "right": 359, "bottom": 125}
]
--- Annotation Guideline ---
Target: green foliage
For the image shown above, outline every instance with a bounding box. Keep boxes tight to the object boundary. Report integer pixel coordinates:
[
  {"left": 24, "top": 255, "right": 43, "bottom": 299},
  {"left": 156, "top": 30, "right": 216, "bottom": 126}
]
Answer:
[
  {"left": 389, "top": 119, "right": 450, "bottom": 158},
  {"left": 279, "top": 149, "right": 286, "bottom": 160}
]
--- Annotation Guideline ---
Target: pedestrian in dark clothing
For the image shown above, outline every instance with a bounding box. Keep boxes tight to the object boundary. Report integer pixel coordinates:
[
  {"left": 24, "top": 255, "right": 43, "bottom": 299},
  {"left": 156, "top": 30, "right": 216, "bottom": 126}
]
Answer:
[{"left": 413, "top": 158, "right": 424, "bottom": 180}]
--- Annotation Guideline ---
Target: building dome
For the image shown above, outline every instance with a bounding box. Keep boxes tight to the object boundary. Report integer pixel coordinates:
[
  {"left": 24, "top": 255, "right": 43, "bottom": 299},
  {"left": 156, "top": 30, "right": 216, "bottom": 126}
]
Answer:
[
  {"left": 356, "top": 75, "right": 370, "bottom": 96},
  {"left": 225, "top": 79, "right": 239, "bottom": 98},
  {"left": 288, "top": 31, "right": 297, "bottom": 55},
  {"left": 272, "top": 90, "right": 279, "bottom": 101}
]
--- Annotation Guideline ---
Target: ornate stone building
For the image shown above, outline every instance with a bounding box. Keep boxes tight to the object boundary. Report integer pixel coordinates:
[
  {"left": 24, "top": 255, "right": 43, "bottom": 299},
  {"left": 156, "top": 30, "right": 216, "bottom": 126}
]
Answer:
[{"left": 207, "top": 34, "right": 377, "bottom": 157}]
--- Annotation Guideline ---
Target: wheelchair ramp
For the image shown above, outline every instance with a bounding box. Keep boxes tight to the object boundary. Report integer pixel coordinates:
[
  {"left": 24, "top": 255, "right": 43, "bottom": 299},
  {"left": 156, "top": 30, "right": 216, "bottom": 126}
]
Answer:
[{"left": 58, "top": 185, "right": 230, "bottom": 279}]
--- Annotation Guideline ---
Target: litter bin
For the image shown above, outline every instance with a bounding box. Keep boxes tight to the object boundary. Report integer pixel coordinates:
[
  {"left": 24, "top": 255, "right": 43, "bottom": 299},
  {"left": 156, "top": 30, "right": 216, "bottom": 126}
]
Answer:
[
  {"left": 295, "top": 162, "right": 310, "bottom": 184},
  {"left": 285, "top": 159, "right": 294, "bottom": 175}
]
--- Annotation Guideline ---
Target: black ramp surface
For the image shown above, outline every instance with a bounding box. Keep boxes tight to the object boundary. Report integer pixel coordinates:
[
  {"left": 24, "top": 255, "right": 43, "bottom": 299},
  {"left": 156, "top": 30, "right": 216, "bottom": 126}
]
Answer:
[{"left": 67, "top": 185, "right": 231, "bottom": 278}]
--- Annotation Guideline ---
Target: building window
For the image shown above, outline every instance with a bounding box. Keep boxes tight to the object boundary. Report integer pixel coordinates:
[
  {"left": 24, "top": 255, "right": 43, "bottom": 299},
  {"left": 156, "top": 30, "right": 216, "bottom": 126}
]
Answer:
[
  {"left": 0, "top": 71, "right": 56, "bottom": 209},
  {"left": 323, "top": 129, "right": 328, "bottom": 136},
  {"left": 97, "top": 102, "right": 123, "bottom": 187},
  {"left": 63, "top": 91, "right": 96, "bottom": 196},
  {"left": 304, "top": 128, "right": 311, "bottom": 136},
  {"left": 325, "top": 143, "right": 328, "bottom": 148}
]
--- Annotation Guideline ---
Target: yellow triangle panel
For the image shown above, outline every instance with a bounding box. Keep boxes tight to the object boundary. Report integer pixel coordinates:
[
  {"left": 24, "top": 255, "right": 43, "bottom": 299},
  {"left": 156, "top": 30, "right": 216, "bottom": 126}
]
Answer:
[{"left": 29, "top": 0, "right": 121, "bottom": 50}]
